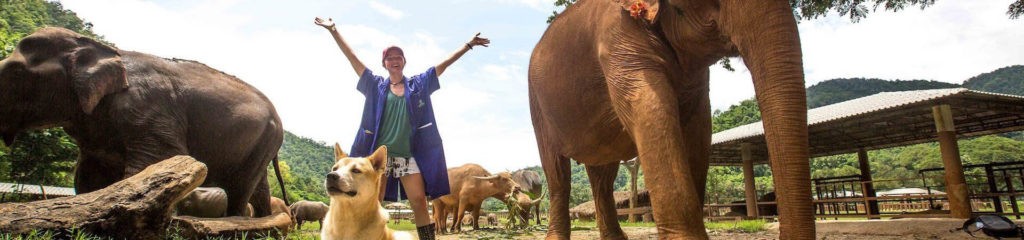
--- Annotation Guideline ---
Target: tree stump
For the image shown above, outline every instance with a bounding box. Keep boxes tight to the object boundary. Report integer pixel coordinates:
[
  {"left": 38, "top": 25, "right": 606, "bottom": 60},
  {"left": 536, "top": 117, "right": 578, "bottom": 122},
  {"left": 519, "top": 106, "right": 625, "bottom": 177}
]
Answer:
[
  {"left": 0, "top": 155, "right": 207, "bottom": 239},
  {"left": 170, "top": 212, "right": 293, "bottom": 239}
]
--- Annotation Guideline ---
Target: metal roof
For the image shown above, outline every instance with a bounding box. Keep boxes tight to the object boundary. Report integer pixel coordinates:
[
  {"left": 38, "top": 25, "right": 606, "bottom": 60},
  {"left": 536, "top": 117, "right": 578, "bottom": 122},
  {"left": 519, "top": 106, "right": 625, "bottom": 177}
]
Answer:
[
  {"left": 0, "top": 182, "right": 76, "bottom": 196},
  {"left": 711, "top": 88, "right": 1024, "bottom": 165}
]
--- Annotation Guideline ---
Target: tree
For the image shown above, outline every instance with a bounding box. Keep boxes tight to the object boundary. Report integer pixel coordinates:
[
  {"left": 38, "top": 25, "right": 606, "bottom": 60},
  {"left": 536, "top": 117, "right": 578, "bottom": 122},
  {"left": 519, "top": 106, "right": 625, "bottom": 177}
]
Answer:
[{"left": 0, "top": 129, "right": 78, "bottom": 189}]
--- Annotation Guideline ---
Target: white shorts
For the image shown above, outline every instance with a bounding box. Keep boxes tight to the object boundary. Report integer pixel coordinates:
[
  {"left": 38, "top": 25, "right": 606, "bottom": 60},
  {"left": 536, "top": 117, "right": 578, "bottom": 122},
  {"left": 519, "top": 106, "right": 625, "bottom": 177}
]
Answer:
[{"left": 386, "top": 156, "right": 420, "bottom": 178}]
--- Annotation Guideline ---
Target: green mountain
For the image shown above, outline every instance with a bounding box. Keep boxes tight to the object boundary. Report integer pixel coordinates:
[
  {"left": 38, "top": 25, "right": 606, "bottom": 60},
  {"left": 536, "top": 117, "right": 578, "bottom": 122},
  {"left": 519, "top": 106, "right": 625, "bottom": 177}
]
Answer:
[
  {"left": 963, "top": 65, "right": 1024, "bottom": 95},
  {"left": 269, "top": 131, "right": 333, "bottom": 204},
  {"left": 806, "top": 78, "right": 960, "bottom": 108}
]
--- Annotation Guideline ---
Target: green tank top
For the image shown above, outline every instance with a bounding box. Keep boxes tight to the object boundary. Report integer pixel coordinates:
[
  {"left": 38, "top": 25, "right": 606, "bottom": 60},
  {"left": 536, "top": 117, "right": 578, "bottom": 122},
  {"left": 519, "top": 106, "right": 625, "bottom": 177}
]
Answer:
[{"left": 376, "top": 90, "right": 413, "bottom": 158}]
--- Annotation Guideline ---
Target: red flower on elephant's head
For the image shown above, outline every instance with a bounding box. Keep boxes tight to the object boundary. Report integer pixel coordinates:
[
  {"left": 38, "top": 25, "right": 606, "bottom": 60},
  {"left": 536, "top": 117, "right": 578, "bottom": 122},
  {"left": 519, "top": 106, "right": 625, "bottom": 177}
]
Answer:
[{"left": 629, "top": 1, "right": 647, "bottom": 19}]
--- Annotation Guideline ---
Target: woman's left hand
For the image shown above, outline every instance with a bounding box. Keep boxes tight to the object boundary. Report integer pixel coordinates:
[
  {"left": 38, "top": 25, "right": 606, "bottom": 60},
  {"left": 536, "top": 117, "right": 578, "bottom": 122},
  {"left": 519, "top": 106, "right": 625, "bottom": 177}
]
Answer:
[{"left": 467, "top": 33, "right": 490, "bottom": 48}]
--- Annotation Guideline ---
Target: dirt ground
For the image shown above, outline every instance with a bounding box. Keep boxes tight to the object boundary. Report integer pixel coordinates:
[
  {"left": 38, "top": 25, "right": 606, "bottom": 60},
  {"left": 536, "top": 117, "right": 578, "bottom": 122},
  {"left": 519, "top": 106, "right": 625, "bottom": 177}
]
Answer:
[{"left": 436, "top": 218, "right": 983, "bottom": 240}]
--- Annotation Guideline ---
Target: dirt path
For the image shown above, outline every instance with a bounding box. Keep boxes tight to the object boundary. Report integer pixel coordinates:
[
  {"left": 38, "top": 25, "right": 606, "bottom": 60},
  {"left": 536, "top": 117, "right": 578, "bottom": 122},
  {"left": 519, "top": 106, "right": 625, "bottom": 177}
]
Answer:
[{"left": 436, "top": 225, "right": 971, "bottom": 240}]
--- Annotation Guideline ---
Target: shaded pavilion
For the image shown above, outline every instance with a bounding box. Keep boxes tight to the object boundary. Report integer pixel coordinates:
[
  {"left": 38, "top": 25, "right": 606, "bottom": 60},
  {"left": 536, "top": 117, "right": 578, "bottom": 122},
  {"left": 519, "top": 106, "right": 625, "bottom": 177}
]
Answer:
[{"left": 711, "top": 88, "right": 1024, "bottom": 218}]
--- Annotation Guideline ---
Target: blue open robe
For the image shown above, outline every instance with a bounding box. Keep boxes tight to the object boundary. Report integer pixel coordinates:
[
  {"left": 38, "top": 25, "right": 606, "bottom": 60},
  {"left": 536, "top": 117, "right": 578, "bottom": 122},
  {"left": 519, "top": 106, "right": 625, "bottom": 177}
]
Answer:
[{"left": 350, "top": 67, "right": 451, "bottom": 202}]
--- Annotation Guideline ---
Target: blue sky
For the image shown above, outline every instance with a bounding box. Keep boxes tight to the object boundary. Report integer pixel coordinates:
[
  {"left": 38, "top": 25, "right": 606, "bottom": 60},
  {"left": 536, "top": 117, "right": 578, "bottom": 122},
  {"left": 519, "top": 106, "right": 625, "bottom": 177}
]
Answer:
[{"left": 59, "top": 0, "right": 1023, "bottom": 173}]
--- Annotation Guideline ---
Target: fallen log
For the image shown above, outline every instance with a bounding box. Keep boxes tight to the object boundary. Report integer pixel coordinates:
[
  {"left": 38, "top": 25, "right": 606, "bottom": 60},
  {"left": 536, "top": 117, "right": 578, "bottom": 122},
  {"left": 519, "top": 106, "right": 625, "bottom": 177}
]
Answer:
[
  {"left": 170, "top": 212, "right": 293, "bottom": 239},
  {"left": 0, "top": 155, "right": 207, "bottom": 239}
]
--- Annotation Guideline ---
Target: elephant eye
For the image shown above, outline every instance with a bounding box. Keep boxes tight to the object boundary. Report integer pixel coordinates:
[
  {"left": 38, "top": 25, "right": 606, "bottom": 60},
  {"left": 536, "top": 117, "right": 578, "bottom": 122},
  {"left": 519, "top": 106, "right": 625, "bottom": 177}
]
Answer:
[{"left": 351, "top": 168, "right": 362, "bottom": 174}]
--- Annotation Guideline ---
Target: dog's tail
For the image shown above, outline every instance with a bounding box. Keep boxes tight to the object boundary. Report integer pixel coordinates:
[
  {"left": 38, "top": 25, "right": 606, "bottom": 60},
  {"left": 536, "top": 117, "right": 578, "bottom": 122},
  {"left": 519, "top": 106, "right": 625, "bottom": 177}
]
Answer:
[{"left": 272, "top": 155, "right": 290, "bottom": 206}]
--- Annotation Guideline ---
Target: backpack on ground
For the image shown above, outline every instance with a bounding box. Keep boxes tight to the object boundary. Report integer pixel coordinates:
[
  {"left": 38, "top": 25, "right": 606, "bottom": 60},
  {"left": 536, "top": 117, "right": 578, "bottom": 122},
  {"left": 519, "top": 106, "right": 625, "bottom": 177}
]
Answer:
[{"left": 957, "top": 214, "right": 1023, "bottom": 239}]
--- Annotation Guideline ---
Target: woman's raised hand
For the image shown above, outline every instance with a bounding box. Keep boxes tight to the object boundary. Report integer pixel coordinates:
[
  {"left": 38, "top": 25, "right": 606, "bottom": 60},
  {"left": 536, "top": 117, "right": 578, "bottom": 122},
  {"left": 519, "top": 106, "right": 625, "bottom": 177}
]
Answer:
[
  {"left": 467, "top": 32, "right": 490, "bottom": 48},
  {"left": 314, "top": 17, "right": 336, "bottom": 30}
]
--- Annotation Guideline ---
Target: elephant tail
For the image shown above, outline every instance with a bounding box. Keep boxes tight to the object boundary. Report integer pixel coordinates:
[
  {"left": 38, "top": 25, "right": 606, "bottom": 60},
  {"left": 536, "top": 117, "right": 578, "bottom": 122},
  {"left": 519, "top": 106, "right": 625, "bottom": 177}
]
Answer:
[{"left": 272, "top": 155, "right": 290, "bottom": 206}]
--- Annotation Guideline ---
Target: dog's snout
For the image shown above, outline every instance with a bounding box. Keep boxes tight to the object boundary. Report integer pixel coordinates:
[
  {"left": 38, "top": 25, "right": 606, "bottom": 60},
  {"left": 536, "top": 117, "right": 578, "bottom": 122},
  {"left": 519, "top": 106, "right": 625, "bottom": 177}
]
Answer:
[{"left": 327, "top": 172, "right": 340, "bottom": 181}]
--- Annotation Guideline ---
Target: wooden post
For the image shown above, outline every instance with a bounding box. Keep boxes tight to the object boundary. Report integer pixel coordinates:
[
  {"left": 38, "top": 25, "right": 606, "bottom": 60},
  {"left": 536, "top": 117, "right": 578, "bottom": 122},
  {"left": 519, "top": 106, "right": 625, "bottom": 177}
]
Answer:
[
  {"left": 741, "top": 143, "right": 758, "bottom": 218},
  {"left": 624, "top": 159, "right": 640, "bottom": 222},
  {"left": 858, "top": 149, "right": 879, "bottom": 219},
  {"left": 985, "top": 165, "right": 1003, "bottom": 214},
  {"left": 933, "top": 104, "right": 971, "bottom": 218}
]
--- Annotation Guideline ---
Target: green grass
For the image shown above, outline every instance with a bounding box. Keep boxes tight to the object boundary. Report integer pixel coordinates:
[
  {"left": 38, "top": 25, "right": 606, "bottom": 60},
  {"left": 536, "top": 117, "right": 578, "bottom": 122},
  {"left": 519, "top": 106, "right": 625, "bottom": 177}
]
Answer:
[{"left": 704, "top": 219, "right": 768, "bottom": 233}]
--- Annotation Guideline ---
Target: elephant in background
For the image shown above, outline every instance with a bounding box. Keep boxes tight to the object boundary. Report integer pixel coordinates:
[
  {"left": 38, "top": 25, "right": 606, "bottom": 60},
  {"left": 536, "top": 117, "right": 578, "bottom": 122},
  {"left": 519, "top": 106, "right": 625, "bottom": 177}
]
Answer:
[
  {"left": 529, "top": 0, "right": 812, "bottom": 239},
  {"left": 511, "top": 169, "right": 544, "bottom": 225},
  {"left": 289, "top": 200, "right": 328, "bottom": 230},
  {"left": 432, "top": 164, "right": 520, "bottom": 233},
  {"left": 512, "top": 190, "right": 544, "bottom": 225},
  {"left": 0, "top": 27, "right": 288, "bottom": 217}
]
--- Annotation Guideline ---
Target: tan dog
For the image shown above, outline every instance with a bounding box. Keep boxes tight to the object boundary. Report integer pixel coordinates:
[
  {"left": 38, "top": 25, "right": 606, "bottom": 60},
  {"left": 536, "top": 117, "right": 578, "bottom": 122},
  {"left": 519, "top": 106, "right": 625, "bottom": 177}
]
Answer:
[{"left": 322, "top": 144, "right": 414, "bottom": 240}]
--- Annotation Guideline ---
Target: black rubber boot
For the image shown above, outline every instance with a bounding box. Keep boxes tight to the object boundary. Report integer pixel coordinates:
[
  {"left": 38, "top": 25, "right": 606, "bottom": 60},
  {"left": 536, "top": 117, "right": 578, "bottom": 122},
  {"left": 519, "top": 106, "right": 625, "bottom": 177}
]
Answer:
[{"left": 416, "top": 223, "right": 436, "bottom": 240}]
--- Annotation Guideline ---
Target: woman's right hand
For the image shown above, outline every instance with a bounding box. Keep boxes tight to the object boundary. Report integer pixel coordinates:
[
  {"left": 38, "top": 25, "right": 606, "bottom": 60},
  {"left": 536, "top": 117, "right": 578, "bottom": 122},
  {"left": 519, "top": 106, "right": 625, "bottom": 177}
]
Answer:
[{"left": 314, "top": 17, "right": 336, "bottom": 30}]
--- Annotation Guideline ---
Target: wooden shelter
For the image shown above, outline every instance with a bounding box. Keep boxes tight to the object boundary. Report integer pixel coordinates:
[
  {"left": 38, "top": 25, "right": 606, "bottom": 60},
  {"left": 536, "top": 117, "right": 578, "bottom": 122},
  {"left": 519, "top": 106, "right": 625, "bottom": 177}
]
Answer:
[
  {"left": 570, "top": 190, "right": 651, "bottom": 221},
  {"left": 710, "top": 88, "right": 1024, "bottom": 218}
]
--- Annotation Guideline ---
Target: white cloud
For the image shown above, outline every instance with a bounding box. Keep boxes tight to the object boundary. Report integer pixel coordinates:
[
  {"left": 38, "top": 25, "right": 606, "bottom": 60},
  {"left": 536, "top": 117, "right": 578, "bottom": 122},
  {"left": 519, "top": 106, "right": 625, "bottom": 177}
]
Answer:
[{"left": 369, "top": 1, "right": 405, "bottom": 21}]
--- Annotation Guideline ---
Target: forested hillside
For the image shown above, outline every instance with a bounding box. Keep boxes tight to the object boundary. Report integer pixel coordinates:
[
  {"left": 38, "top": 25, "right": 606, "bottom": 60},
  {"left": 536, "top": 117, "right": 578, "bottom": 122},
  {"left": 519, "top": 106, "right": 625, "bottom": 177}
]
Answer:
[
  {"left": 269, "top": 132, "right": 333, "bottom": 203},
  {"left": 805, "top": 78, "right": 960, "bottom": 108},
  {"left": 963, "top": 65, "right": 1024, "bottom": 95}
]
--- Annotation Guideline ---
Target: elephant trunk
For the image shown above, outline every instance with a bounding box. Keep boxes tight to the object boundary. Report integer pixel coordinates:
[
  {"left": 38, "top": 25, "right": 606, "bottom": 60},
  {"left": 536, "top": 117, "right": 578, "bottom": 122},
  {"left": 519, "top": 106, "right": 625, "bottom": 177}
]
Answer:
[{"left": 723, "top": 1, "right": 814, "bottom": 239}]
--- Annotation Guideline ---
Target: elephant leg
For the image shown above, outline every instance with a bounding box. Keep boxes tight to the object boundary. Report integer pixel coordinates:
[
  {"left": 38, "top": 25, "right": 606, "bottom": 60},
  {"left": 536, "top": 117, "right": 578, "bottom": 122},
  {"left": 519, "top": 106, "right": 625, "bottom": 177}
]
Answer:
[
  {"left": 318, "top": 220, "right": 323, "bottom": 230},
  {"left": 454, "top": 202, "right": 467, "bottom": 232},
  {"left": 676, "top": 73, "right": 712, "bottom": 204},
  {"left": 222, "top": 179, "right": 259, "bottom": 217},
  {"left": 535, "top": 203, "right": 541, "bottom": 225},
  {"left": 539, "top": 148, "right": 571, "bottom": 239},
  {"left": 432, "top": 201, "right": 444, "bottom": 234},
  {"left": 613, "top": 73, "right": 707, "bottom": 239},
  {"left": 248, "top": 174, "right": 272, "bottom": 217},
  {"left": 471, "top": 205, "right": 481, "bottom": 229},
  {"left": 586, "top": 163, "right": 626, "bottom": 239},
  {"left": 73, "top": 156, "right": 122, "bottom": 194}
]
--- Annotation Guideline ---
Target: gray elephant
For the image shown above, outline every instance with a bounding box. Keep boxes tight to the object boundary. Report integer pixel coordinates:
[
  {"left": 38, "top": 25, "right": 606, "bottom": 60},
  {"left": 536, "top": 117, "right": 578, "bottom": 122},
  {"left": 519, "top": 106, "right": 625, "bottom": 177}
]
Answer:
[
  {"left": 175, "top": 187, "right": 229, "bottom": 218},
  {"left": 289, "top": 200, "right": 328, "bottom": 230},
  {"left": 174, "top": 187, "right": 259, "bottom": 218},
  {"left": 0, "top": 27, "right": 287, "bottom": 217}
]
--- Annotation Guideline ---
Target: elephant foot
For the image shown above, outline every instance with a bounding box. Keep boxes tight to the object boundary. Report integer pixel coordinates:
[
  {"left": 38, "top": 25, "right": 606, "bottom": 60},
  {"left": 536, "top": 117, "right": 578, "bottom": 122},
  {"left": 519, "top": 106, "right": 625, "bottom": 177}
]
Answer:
[
  {"left": 656, "top": 227, "right": 709, "bottom": 240},
  {"left": 545, "top": 231, "right": 570, "bottom": 240},
  {"left": 600, "top": 230, "right": 628, "bottom": 240}
]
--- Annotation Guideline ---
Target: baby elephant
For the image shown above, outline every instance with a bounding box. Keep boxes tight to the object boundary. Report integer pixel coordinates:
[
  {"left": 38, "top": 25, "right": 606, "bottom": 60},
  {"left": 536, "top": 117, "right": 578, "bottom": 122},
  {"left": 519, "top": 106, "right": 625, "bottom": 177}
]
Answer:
[
  {"left": 176, "top": 187, "right": 257, "bottom": 217},
  {"left": 290, "top": 200, "right": 329, "bottom": 230}
]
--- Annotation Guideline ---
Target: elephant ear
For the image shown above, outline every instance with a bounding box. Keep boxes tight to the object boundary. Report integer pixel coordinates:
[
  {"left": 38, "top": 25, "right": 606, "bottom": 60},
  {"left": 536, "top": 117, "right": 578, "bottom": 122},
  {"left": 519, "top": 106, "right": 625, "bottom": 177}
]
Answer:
[
  {"left": 618, "top": 0, "right": 660, "bottom": 24},
  {"left": 68, "top": 36, "right": 128, "bottom": 115}
]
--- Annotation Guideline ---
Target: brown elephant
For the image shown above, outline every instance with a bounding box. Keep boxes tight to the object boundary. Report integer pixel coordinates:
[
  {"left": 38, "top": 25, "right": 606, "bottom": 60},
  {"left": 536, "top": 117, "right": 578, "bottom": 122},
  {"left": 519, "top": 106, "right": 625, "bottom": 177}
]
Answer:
[
  {"left": 511, "top": 169, "right": 544, "bottom": 225},
  {"left": 0, "top": 27, "right": 288, "bottom": 217},
  {"left": 270, "top": 196, "right": 291, "bottom": 219},
  {"left": 529, "top": 0, "right": 812, "bottom": 239},
  {"left": 512, "top": 190, "right": 544, "bottom": 225},
  {"left": 431, "top": 164, "right": 520, "bottom": 233},
  {"left": 289, "top": 200, "right": 328, "bottom": 230}
]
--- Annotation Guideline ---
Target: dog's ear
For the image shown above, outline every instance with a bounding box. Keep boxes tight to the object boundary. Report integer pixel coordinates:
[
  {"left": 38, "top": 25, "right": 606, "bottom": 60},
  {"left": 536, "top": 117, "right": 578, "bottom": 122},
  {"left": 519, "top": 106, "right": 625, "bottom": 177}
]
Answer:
[
  {"left": 334, "top": 142, "right": 348, "bottom": 161},
  {"left": 369, "top": 145, "right": 388, "bottom": 172}
]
